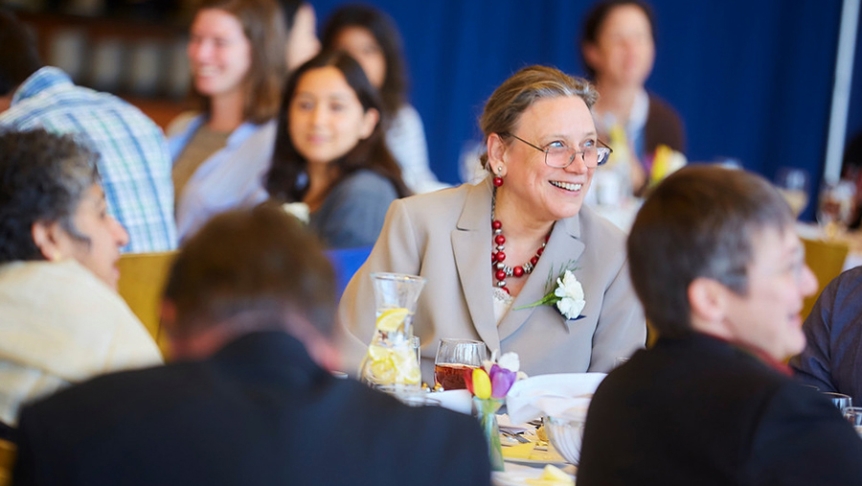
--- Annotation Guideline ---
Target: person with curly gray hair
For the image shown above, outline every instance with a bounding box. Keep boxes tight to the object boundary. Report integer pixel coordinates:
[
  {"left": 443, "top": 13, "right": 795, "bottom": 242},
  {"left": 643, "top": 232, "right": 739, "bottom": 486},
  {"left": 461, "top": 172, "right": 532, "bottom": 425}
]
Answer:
[{"left": 0, "top": 128, "right": 161, "bottom": 433}]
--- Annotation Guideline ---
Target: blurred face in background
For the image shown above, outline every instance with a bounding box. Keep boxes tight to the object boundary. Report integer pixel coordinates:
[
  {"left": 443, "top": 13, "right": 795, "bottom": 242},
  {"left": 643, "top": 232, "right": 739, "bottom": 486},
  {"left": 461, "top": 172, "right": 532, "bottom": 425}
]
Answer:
[
  {"left": 583, "top": 4, "right": 654, "bottom": 88},
  {"left": 187, "top": 8, "right": 252, "bottom": 100},
  {"left": 332, "top": 26, "right": 386, "bottom": 89},
  {"left": 286, "top": 3, "right": 321, "bottom": 71},
  {"left": 289, "top": 66, "right": 378, "bottom": 165}
]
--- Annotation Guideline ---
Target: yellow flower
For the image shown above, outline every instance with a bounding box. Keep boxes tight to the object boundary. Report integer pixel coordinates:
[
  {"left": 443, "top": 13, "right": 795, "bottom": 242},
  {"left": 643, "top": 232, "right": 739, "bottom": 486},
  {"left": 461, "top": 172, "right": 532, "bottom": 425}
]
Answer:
[{"left": 472, "top": 367, "right": 492, "bottom": 399}]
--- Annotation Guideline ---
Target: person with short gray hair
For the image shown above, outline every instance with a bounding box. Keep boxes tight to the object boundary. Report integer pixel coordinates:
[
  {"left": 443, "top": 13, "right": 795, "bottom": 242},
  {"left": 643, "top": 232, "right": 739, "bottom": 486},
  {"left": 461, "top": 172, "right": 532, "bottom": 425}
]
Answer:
[{"left": 578, "top": 165, "right": 862, "bottom": 485}]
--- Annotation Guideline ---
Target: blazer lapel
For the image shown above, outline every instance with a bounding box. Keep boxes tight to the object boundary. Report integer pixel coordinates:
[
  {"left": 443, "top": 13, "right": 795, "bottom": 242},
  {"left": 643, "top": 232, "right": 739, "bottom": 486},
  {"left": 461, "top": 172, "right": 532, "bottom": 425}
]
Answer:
[
  {"left": 451, "top": 180, "right": 501, "bottom": 352},
  {"left": 497, "top": 214, "right": 586, "bottom": 341}
]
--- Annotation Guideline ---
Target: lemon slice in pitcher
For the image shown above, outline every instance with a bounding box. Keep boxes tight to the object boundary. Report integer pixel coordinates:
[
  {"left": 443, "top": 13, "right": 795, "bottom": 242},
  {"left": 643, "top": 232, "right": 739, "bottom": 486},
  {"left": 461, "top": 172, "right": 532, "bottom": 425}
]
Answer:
[{"left": 375, "top": 307, "right": 409, "bottom": 332}]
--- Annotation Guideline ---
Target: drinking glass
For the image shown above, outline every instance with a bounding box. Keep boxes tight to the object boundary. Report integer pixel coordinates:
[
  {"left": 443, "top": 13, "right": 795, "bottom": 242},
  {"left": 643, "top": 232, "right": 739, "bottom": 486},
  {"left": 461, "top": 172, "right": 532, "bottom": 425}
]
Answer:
[
  {"left": 774, "top": 167, "right": 810, "bottom": 218},
  {"left": 844, "top": 406, "right": 862, "bottom": 438},
  {"left": 822, "top": 391, "right": 853, "bottom": 412},
  {"left": 817, "top": 181, "right": 856, "bottom": 239},
  {"left": 434, "top": 339, "right": 488, "bottom": 390}
]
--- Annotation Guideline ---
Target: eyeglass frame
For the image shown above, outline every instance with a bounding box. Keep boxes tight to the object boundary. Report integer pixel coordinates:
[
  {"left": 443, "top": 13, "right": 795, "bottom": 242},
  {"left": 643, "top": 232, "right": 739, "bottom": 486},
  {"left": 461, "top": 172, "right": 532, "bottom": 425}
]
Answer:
[{"left": 501, "top": 132, "right": 613, "bottom": 168}]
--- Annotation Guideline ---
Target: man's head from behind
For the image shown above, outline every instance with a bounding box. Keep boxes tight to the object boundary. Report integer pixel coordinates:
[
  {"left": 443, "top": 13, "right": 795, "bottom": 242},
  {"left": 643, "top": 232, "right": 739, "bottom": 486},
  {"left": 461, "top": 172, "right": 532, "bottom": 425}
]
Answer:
[
  {"left": 628, "top": 165, "right": 817, "bottom": 360},
  {"left": 0, "top": 9, "right": 42, "bottom": 109},
  {"left": 162, "top": 205, "right": 338, "bottom": 368}
]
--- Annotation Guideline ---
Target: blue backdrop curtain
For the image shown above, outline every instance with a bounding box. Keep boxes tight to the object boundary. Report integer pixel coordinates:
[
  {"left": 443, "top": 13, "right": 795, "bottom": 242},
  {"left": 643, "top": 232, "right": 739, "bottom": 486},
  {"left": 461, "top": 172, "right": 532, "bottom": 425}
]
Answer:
[{"left": 312, "top": 0, "right": 857, "bottom": 221}]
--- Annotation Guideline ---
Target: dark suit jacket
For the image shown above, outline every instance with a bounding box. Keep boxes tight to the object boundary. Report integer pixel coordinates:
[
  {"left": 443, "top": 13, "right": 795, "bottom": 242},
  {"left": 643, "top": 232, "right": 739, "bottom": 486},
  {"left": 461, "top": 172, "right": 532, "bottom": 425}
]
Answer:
[
  {"left": 13, "top": 332, "right": 491, "bottom": 486},
  {"left": 578, "top": 333, "right": 862, "bottom": 486}
]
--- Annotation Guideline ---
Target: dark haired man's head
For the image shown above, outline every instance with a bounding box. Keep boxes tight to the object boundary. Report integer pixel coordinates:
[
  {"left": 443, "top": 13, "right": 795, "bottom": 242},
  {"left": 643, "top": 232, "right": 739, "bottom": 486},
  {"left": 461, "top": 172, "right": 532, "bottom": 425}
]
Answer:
[
  {"left": 627, "top": 165, "right": 816, "bottom": 360},
  {"left": 0, "top": 9, "right": 43, "bottom": 106},
  {"left": 162, "top": 205, "right": 339, "bottom": 367}
]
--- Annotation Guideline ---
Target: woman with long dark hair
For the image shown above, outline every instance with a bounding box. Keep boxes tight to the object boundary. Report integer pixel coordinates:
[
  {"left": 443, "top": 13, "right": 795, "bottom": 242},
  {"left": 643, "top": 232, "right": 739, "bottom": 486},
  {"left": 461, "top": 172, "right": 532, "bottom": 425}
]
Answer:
[
  {"left": 266, "top": 50, "right": 409, "bottom": 249},
  {"left": 322, "top": 4, "right": 444, "bottom": 193}
]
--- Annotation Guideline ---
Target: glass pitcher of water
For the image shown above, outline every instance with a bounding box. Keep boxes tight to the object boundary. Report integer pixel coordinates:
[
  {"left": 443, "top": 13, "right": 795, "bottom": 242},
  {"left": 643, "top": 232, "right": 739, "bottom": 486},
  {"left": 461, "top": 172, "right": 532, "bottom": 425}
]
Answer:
[{"left": 358, "top": 272, "right": 425, "bottom": 387}]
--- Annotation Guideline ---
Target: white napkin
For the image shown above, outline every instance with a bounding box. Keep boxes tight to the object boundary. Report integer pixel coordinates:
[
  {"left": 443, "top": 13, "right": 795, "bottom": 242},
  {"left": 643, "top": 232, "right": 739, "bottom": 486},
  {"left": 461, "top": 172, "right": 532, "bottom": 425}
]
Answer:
[
  {"left": 505, "top": 373, "right": 606, "bottom": 424},
  {"left": 433, "top": 389, "right": 472, "bottom": 415}
]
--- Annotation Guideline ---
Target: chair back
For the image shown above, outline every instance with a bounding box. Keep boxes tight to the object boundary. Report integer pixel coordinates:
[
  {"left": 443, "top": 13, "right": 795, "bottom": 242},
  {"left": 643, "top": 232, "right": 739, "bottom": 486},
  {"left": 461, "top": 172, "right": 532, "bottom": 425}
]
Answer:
[
  {"left": 326, "top": 246, "right": 372, "bottom": 298},
  {"left": 117, "top": 251, "right": 177, "bottom": 358},
  {"left": 0, "top": 439, "right": 15, "bottom": 486},
  {"left": 801, "top": 237, "right": 849, "bottom": 319}
]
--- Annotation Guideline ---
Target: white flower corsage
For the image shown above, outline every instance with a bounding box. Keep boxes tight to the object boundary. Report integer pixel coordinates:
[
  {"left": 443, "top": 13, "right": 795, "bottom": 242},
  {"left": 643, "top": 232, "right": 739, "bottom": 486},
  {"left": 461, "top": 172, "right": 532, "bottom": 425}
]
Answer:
[
  {"left": 281, "top": 202, "right": 310, "bottom": 224},
  {"left": 516, "top": 264, "right": 586, "bottom": 320}
]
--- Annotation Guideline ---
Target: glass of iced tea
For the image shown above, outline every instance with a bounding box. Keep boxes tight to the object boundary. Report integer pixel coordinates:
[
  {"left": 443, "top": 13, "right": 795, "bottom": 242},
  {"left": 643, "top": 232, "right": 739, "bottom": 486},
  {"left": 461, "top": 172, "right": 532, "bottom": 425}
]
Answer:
[{"left": 434, "top": 339, "right": 488, "bottom": 390}]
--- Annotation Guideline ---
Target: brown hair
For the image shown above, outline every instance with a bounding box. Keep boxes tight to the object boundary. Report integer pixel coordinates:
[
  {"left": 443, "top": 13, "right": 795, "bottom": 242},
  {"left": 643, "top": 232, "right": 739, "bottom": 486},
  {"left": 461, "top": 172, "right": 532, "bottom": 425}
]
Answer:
[
  {"left": 163, "top": 204, "right": 336, "bottom": 338},
  {"left": 265, "top": 50, "right": 409, "bottom": 203},
  {"left": 191, "top": 0, "right": 287, "bottom": 124},
  {"left": 627, "top": 165, "right": 794, "bottom": 338},
  {"left": 321, "top": 4, "right": 408, "bottom": 118},
  {"left": 478, "top": 65, "right": 598, "bottom": 169},
  {"left": 580, "top": 0, "right": 657, "bottom": 79}
]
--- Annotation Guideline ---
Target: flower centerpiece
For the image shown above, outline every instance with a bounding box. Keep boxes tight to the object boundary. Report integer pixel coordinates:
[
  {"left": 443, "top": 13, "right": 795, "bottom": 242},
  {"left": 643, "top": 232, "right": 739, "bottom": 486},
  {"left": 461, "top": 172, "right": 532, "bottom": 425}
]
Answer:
[
  {"left": 464, "top": 351, "right": 526, "bottom": 471},
  {"left": 518, "top": 263, "right": 586, "bottom": 321}
]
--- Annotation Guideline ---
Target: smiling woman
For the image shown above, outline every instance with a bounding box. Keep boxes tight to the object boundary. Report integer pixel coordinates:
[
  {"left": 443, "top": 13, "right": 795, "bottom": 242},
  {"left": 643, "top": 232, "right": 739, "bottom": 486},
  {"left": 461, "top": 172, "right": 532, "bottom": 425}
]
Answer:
[
  {"left": 168, "top": 0, "right": 289, "bottom": 240},
  {"left": 336, "top": 65, "right": 646, "bottom": 382},
  {"left": 265, "top": 50, "right": 409, "bottom": 249}
]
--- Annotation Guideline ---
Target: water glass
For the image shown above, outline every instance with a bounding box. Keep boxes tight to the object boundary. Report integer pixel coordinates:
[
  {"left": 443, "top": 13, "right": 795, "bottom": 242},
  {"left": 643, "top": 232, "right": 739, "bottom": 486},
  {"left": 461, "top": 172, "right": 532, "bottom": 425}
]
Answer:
[
  {"left": 434, "top": 339, "right": 488, "bottom": 390},
  {"left": 817, "top": 181, "right": 856, "bottom": 238},
  {"left": 774, "top": 167, "right": 810, "bottom": 218},
  {"left": 822, "top": 391, "right": 853, "bottom": 412},
  {"left": 844, "top": 406, "right": 862, "bottom": 438}
]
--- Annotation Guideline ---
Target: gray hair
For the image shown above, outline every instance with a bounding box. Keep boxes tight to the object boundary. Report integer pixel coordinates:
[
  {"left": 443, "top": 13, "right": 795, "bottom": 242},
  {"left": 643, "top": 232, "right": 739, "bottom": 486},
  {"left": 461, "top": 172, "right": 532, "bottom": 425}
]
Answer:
[{"left": 0, "top": 129, "right": 100, "bottom": 262}]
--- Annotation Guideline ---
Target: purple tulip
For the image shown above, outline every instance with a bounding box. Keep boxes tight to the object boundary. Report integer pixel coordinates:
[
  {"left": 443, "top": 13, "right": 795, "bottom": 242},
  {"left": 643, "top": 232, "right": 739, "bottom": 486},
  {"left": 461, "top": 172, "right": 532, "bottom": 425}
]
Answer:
[{"left": 489, "top": 364, "right": 517, "bottom": 398}]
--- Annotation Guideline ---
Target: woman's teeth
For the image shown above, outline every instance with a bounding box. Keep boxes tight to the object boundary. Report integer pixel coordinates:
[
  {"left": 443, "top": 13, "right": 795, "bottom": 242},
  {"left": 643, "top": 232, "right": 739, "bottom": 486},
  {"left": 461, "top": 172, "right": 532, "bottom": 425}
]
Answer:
[{"left": 550, "top": 181, "right": 582, "bottom": 191}]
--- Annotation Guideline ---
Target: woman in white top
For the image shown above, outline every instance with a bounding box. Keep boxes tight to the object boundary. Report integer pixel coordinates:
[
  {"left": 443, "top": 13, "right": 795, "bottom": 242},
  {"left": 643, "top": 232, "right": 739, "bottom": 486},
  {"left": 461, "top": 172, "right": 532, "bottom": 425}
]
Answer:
[
  {"left": 0, "top": 129, "right": 162, "bottom": 428},
  {"left": 170, "top": 0, "right": 318, "bottom": 239},
  {"left": 321, "top": 4, "right": 446, "bottom": 194}
]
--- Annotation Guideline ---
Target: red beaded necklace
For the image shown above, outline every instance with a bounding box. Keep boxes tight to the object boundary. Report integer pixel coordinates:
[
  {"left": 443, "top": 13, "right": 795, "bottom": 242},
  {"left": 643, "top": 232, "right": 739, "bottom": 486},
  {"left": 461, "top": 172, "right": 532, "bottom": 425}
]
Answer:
[{"left": 491, "top": 189, "right": 549, "bottom": 294}]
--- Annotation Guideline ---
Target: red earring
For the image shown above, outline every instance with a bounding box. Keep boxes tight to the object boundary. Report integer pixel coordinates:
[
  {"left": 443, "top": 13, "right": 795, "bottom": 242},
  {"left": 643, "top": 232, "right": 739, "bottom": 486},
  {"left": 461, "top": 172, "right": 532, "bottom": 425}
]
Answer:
[{"left": 493, "top": 167, "right": 504, "bottom": 187}]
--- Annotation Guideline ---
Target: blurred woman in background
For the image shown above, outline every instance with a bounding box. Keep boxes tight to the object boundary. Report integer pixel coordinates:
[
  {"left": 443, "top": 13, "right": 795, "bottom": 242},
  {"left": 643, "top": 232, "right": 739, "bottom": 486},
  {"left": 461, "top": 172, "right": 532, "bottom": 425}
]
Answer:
[
  {"left": 580, "top": 0, "right": 684, "bottom": 196},
  {"left": 322, "top": 4, "right": 445, "bottom": 193},
  {"left": 266, "top": 50, "right": 409, "bottom": 249},
  {"left": 0, "top": 129, "right": 162, "bottom": 430},
  {"left": 168, "top": 0, "right": 287, "bottom": 240}
]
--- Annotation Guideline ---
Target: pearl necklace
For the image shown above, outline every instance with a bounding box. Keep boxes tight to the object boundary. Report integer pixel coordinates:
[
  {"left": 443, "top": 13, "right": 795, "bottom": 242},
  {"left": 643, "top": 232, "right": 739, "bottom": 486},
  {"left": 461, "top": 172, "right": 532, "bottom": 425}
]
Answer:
[{"left": 491, "top": 189, "right": 549, "bottom": 294}]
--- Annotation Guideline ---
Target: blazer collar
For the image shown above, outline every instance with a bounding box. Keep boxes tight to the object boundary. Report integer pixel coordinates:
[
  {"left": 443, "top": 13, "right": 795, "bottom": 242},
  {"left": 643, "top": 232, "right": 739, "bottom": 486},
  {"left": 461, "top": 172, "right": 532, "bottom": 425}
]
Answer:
[
  {"left": 451, "top": 178, "right": 588, "bottom": 349},
  {"left": 452, "top": 179, "right": 500, "bottom": 350},
  {"left": 497, "top": 212, "right": 585, "bottom": 341}
]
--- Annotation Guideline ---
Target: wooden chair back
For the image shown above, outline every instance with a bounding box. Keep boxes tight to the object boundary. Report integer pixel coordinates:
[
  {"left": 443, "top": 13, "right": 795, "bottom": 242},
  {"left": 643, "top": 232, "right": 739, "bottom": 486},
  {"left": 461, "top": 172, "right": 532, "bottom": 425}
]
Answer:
[
  {"left": 801, "top": 237, "right": 849, "bottom": 319},
  {"left": 0, "top": 439, "right": 16, "bottom": 486},
  {"left": 117, "top": 251, "right": 177, "bottom": 358}
]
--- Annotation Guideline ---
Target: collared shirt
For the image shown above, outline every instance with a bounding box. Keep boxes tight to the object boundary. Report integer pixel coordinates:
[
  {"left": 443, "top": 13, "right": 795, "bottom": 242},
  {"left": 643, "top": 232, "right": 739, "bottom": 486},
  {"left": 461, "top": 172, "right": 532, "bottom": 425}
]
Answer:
[
  {"left": 0, "top": 67, "right": 177, "bottom": 253},
  {"left": 168, "top": 114, "right": 275, "bottom": 240}
]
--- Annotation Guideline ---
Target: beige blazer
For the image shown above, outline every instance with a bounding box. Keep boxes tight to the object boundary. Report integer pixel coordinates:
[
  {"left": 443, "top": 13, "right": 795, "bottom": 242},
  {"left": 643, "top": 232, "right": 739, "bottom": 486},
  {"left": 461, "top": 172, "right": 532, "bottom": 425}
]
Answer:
[{"left": 337, "top": 178, "right": 646, "bottom": 381}]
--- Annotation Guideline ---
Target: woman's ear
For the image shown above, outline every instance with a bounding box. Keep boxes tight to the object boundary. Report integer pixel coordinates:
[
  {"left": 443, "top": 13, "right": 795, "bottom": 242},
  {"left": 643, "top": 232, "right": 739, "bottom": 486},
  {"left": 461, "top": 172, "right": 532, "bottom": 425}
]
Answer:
[
  {"left": 486, "top": 133, "right": 509, "bottom": 177},
  {"left": 31, "top": 220, "right": 66, "bottom": 261},
  {"left": 359, "top": 108, "right": 380, "bottom": 139}
]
